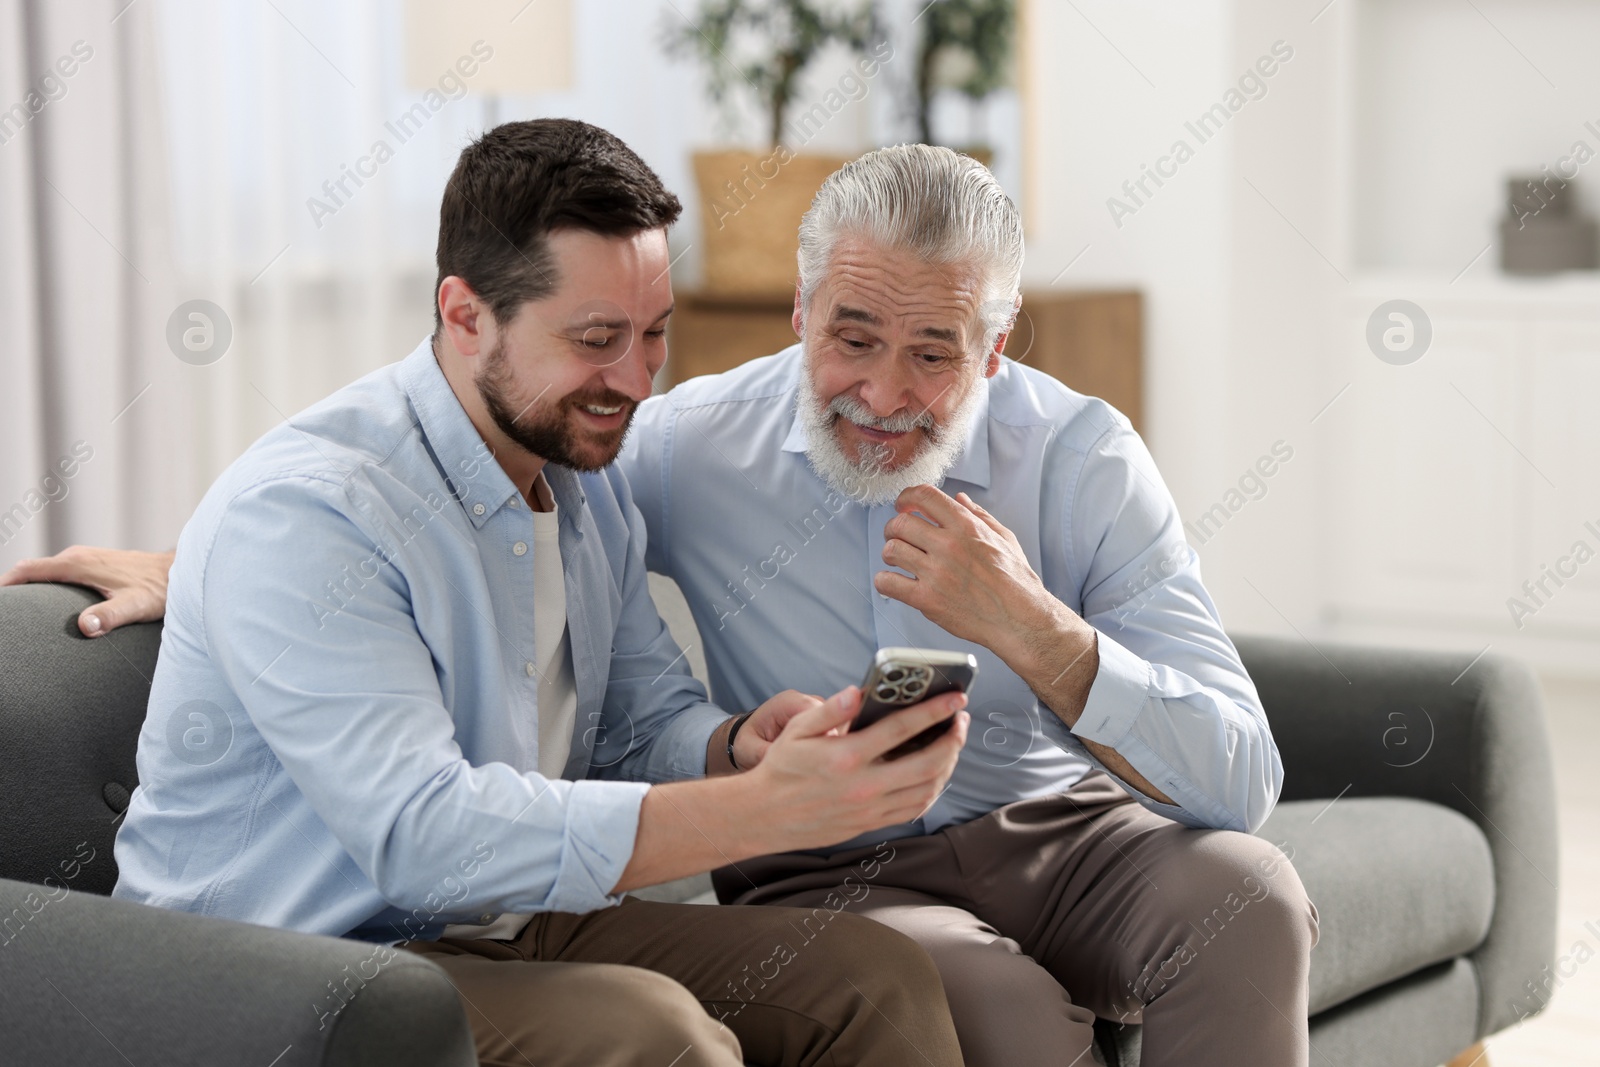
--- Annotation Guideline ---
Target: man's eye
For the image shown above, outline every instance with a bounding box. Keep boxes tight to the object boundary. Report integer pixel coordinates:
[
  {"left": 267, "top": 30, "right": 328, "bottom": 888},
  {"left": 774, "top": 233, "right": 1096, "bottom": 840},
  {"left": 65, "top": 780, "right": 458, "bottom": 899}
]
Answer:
[
  {"left": 581, "top": 334, "right": 610, "bottom": 349},
  {"left": 915, "top": 352, "right": 950, "bottom": 366},
  {"left": 843, "top": 338, "right": 869, "bottom": 350},
  {"left": 645, "top": 329, "right": 667, "bottom": 340}
]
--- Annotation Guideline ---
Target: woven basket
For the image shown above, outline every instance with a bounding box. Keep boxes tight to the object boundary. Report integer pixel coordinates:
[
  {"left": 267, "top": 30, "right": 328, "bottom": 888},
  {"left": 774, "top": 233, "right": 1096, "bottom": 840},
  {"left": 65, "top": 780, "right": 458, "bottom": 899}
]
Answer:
[{"left": 694, "top": 149, "right": 854, "bottom": 297}]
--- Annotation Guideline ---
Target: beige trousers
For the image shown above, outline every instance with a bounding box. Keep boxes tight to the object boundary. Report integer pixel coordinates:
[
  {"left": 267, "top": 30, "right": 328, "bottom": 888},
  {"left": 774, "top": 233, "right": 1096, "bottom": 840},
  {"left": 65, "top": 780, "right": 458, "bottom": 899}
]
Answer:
[
  {"left": 403, "top": 895, "right": 964, "bottom": 1067},
  {"left": 715, "top": 772, "right": 1321, "bottom": 1067}
]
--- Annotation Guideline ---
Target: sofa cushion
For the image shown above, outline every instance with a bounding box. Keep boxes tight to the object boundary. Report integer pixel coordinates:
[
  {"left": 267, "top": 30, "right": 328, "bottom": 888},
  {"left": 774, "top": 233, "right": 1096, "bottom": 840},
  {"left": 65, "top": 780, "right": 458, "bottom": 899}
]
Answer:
[
  {"left": 0, "top": 876, "right": 475, "bottom": 1067},
  {"left": 1260, "top": 796, "right": 1494, "bottom": 1014}
]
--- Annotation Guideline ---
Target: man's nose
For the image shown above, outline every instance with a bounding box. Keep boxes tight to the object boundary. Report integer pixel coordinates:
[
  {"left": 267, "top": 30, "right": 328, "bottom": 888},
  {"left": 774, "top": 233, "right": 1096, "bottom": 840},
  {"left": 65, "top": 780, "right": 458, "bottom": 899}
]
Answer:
[
  {"left": 856, "top": 364, "right": 914, "bottom": 418},
  {"left": 601, "top": 341, "right": 655, "bottom": 402}
]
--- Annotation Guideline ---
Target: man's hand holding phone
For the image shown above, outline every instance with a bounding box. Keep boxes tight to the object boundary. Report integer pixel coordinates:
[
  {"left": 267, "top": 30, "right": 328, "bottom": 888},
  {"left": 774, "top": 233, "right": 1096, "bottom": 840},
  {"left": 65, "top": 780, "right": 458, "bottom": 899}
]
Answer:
[
  {"left": 616, "top": 671, "right": 968, "bottom": 891},
  {"left": 740, "top": 685, "right": 969, "bottom": 852},
  {"left": 732, "top": 648, "right": 978, "bottom": 771},
  {"left": 730, "top": 689, "right": 826, "bottom": 770}
]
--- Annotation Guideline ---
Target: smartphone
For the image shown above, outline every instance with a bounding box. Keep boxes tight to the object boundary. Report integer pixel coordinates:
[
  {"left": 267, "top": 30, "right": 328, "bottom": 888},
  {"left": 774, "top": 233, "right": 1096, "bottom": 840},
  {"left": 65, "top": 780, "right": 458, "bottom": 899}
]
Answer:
[{"left": 852, "top": 647, "right": 978, "bottom": 760}]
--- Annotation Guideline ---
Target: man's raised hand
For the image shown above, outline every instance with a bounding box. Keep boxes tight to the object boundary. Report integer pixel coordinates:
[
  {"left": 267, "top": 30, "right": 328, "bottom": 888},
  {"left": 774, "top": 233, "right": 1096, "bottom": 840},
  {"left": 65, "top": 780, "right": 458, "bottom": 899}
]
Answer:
[{"left": 874, "top": 485, "right": 1074, "bottom": 663}]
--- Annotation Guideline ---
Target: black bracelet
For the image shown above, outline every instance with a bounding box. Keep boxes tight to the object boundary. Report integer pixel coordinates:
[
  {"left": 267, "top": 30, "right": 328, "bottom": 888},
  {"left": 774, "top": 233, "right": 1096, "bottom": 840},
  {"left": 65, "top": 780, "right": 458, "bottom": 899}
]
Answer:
[{"left": 726, "top": 712, "right": 753, "bottom": 771}]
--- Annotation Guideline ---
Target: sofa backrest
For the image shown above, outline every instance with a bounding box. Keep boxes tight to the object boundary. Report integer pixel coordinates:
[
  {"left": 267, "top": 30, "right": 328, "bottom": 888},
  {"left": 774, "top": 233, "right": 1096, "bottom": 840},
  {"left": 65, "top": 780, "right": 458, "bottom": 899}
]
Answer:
[{"left": 0, "top": 583, "right": 161, "bottom": 894}]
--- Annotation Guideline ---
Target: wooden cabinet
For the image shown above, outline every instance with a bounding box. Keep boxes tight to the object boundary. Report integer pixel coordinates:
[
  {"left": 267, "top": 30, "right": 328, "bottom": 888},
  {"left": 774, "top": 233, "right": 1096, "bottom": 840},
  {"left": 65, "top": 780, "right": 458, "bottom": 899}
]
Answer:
[
  {"left": 666, "top": 289, "right": 1145, "bottom": 433},
  {"left": 1006, "top": 290, "right": 1143, "bottom": 431},
  {"left": 664, "top": 293, "right": 802, "bottom": 386}
]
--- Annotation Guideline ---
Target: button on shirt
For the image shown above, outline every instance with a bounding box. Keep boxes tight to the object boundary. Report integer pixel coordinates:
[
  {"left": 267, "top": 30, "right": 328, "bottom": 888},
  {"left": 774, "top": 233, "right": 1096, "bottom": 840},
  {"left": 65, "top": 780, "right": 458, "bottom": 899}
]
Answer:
[
  {"left": 442, "top": 474, "right": 580, "bottom": 942},
  {"left": 621, "top": 345, "right": 1282, "bottom": 840},
  {"left": 113, "top": 338, "right": 727, "bottom": 941}
]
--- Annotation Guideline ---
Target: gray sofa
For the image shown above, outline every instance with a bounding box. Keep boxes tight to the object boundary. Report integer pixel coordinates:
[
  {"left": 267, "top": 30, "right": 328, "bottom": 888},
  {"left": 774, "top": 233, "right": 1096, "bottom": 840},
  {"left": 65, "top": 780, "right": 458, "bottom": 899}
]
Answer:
[
  {"left": 0, "top": 582, "right": 1558, "bottom": 1066},
  {"left": 1103, "top": 636, "right": 1559, "bottom": 1066},
  {"left": 0, "top": 584, "right": 474, "bottom": 1067}
]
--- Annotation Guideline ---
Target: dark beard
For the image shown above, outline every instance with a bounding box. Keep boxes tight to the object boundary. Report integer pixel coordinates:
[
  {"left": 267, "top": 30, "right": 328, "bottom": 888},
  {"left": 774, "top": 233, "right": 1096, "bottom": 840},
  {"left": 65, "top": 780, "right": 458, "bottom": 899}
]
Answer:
[{"left": 477, "top": 341, "right": 636, "bottom": 473}]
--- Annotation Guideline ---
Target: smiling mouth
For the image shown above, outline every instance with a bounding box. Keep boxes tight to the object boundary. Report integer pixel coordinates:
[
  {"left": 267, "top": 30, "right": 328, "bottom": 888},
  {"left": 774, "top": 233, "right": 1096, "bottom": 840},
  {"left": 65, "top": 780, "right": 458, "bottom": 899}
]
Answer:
[{"left": 581, "top": 404, "right": 624, "bottom": 416}]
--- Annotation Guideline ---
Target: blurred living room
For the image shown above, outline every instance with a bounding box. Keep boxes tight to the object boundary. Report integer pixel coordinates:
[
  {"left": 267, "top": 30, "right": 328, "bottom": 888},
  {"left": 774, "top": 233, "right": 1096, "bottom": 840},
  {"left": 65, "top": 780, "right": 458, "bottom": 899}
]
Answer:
[{"left": 0, "top": 1, "right": 1595, "bottom": 1065}]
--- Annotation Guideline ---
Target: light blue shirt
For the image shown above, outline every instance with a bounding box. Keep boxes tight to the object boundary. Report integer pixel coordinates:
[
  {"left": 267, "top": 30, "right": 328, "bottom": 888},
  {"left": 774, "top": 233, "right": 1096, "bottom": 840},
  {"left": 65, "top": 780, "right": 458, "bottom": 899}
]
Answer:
[
  {"left": 622, "top": 345, "right": 1281, "bottom": 838},
  {"left": 113, "top": 339, "right": 727, "bottom": 941}
]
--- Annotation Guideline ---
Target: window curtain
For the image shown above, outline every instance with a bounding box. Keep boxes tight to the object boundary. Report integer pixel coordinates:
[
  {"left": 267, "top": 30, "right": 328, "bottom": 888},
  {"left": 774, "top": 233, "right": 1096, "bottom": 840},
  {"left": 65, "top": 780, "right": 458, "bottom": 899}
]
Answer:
[{"left": 0, "top": 0, "right": 192, "bottom": 569}]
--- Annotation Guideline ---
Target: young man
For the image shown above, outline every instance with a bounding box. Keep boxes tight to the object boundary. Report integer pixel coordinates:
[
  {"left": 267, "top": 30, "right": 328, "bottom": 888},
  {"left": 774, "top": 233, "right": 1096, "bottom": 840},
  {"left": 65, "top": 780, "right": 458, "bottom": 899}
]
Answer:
[{"left": 98, "top": 121, "right": 970, "bottom": 1067}]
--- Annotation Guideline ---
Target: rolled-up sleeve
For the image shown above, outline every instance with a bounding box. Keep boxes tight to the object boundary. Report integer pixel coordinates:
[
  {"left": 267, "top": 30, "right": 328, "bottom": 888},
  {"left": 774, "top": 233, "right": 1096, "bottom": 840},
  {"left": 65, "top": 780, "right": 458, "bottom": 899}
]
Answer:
[
  {"left": 204, "top": 476, "right": 647, "bottom": 916},
  {"left": 1039, "top": 425, "right": 1284, "bottom": 833}
]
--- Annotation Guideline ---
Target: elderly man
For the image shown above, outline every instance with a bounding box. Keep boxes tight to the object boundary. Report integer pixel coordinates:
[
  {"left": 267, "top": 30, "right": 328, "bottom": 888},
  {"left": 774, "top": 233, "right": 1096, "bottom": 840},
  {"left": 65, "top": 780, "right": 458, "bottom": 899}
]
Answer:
[
  {"left": 620, "top": 144, "right": 1318, "bottom": 1067},
  {"left": 9, "top": 143, "right": 1316, "bottom": 1065}
]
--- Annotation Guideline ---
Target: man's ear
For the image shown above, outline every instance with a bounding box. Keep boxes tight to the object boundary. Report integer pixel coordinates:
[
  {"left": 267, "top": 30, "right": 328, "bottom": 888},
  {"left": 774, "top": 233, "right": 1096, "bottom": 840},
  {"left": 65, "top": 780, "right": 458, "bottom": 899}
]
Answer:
[
  {"left": 437, "top": 276, "right": 488, "bottom": 359},
  {"left": 985, "top": 342, "right": 1004, "bottom": 378},
  {"left": 792, "top": 283, "right": 805, "bottom": 338},
  {"left": 983, "top": 296, "right": 1021, "bottom": 378}
]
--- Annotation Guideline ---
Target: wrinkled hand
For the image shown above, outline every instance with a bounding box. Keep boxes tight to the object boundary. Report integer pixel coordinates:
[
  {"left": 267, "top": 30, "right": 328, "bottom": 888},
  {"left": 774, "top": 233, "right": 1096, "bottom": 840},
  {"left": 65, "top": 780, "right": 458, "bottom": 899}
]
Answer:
[
  {"left": 874, "top": 485, "right": 1068, "bottom": 658},
  {"left": 0, "top": 546, "right": 174, "bottom": 637},
  {"left": 735, "top": 689, "right": 824, "bottom": 769}
]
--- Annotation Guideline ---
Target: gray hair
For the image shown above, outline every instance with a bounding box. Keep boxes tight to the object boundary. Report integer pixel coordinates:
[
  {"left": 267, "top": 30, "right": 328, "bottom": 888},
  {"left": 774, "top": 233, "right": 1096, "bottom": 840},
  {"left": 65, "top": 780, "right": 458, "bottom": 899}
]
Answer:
[{"left": 796, "top": 143, "right": 1024, "bottom": 353}]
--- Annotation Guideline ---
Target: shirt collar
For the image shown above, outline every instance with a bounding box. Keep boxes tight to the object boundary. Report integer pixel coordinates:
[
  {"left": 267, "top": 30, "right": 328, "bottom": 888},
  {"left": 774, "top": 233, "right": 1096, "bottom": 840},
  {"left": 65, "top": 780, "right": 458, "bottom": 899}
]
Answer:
[
  {"left": 397, "top": 337, "right": 526, "bottom": 530},
  {"left": 779, "top": 369, "right": 992, "bottom": 491}
]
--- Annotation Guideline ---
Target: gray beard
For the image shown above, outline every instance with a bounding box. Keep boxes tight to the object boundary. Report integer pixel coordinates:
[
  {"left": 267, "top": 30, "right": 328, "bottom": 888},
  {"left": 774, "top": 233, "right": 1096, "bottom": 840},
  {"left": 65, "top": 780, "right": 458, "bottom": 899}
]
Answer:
[{"left": 794, "top": 347, "right": 986, "bottom": 507}]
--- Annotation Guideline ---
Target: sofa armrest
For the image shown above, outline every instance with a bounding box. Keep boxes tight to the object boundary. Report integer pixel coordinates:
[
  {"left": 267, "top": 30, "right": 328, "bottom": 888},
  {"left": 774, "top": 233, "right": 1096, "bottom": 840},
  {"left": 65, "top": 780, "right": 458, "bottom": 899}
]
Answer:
[
  {"left": 0, "top": 878, "right": 474, "bottom": 1066},
  {"left": 0, "top": 583, "right": 161, "bottom": 895},
  {"left": 1233, "top": 634, "right": 1559, "bottom": 1038}
]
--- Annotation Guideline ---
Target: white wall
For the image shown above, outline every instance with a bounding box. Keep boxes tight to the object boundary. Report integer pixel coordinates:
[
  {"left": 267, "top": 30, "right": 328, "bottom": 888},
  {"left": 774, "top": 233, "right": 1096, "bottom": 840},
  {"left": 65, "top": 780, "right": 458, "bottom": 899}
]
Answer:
[
  {"left": 1024, "top": 0, "right": 1600, "bottom": 664},
  {"left": 1213, "top": 0, "right": 1347, "bottom": 635},
  {"left": 1021, "top": 0, "right": 1334, "bottom": 637},
  {"left": 1351, "top": 0, "right": 1600, "bottom": 272},
  {"left": 1021, "top": 0, "right": 1235, "bottom": 554}
]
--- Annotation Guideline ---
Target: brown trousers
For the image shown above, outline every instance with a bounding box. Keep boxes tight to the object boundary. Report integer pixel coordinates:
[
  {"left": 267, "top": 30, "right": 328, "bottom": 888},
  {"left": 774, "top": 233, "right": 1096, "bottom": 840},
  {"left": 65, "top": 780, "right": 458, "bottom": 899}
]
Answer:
[
  {"left": 402, "top": 895, "right": 963, "bottom": 1067},
  {"left": 715, "top": 772, "right": 1321, "bottom": 1067}
]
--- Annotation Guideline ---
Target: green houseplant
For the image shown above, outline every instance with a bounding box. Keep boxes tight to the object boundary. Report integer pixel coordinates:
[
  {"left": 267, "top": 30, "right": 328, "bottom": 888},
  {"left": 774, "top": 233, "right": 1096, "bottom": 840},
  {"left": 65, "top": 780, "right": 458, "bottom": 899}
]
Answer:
[
  {"left": 666, "top": 0, "right": 878, "bottom": 149},
  {"left": 664, "top": 0, "right": 884, "bottom": 295},
  {"left": 912, "top": 0, "right": 1014, "bottom": 150}
]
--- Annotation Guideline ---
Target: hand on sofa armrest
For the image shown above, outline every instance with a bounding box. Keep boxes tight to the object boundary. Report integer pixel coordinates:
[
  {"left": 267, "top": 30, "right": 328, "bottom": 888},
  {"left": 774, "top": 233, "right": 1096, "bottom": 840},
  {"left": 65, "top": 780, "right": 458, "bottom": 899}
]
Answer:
[{"left": 0, "top": 546, "right": 173, "bottom": 636}]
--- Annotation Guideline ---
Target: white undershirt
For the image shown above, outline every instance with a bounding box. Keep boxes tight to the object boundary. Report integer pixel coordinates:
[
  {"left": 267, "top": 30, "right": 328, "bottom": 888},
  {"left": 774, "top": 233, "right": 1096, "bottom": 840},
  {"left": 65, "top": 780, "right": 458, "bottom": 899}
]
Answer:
[
  {"left": 531, "top": 494, "right": 577, "bottom": 780},
  {"left": 442, "top": 472, "right": 578, "bottom": 941}
]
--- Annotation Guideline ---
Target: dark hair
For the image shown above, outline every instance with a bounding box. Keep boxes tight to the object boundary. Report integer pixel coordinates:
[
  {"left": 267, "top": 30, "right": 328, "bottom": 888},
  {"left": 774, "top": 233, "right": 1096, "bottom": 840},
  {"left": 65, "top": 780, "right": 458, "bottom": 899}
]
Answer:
[{"left": 433, "top": 118, "right": 682, "bottom": 331}]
